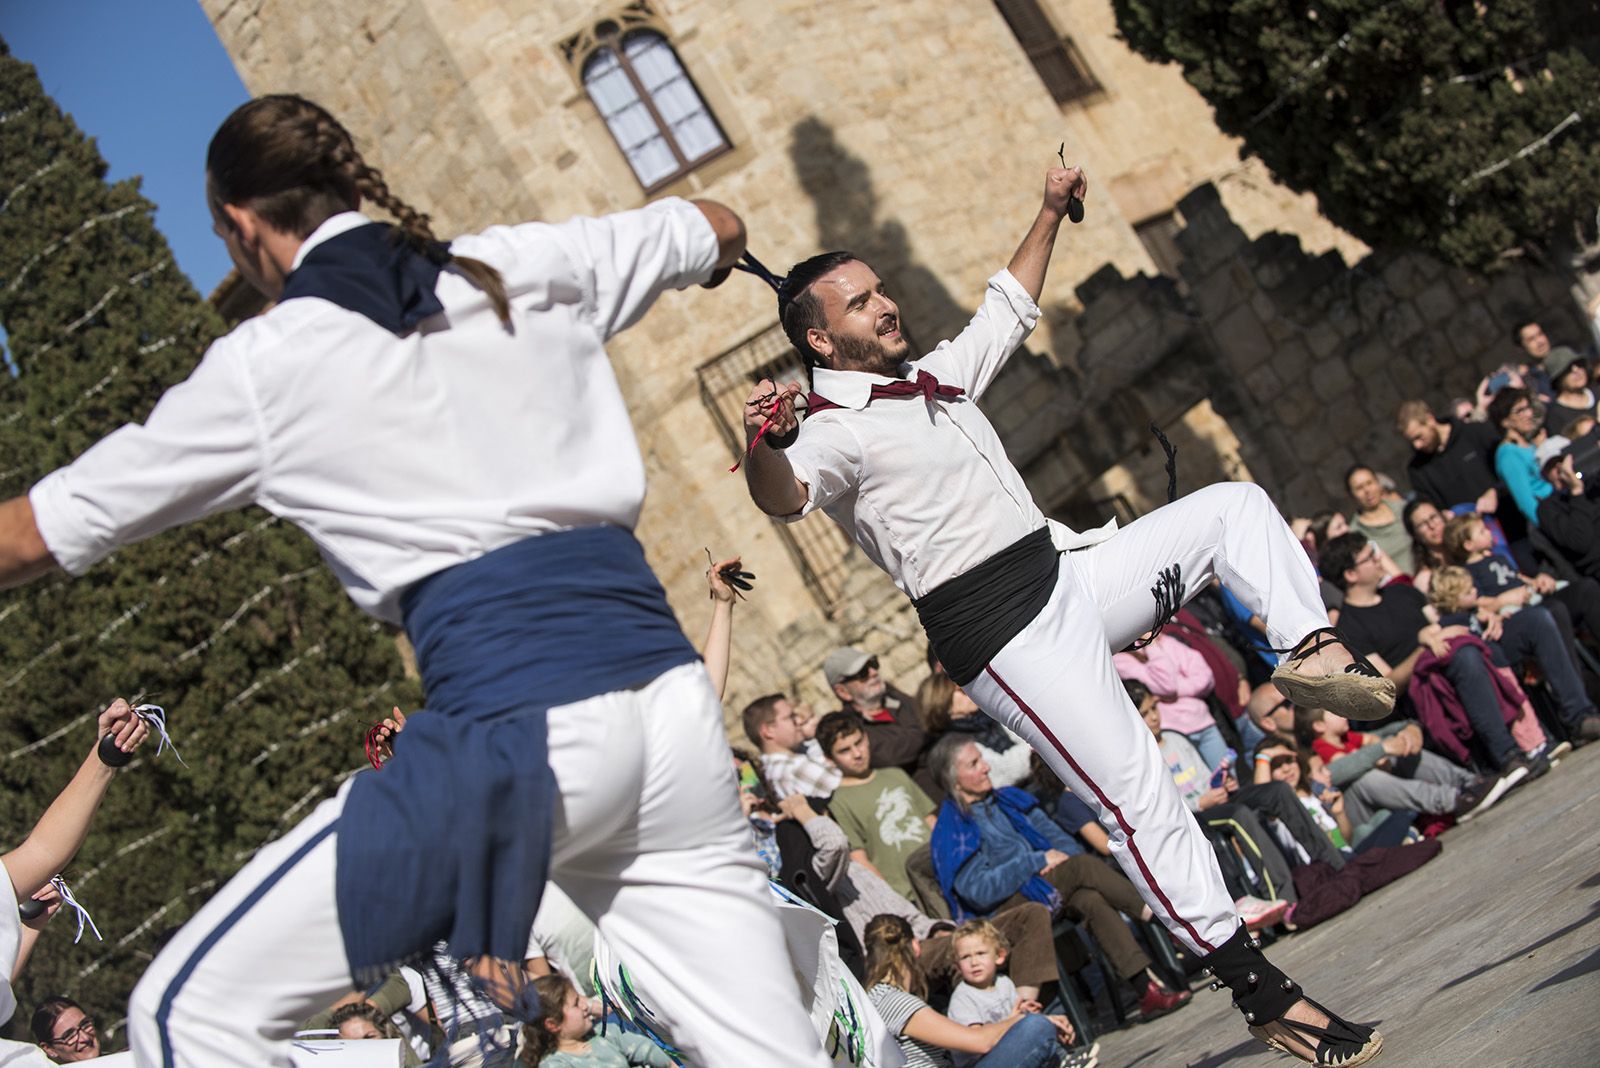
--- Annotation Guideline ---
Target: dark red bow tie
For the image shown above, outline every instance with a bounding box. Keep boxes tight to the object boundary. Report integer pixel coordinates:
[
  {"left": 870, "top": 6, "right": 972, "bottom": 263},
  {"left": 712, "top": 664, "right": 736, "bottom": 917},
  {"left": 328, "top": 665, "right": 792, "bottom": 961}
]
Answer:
[{"left": 870, "top": 370, "right": 965, "bottom": 404}]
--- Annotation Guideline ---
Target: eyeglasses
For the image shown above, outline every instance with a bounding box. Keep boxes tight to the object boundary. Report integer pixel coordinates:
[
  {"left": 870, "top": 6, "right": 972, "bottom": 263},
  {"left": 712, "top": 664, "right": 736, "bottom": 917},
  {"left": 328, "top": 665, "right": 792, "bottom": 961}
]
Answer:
[
  {"left": 1416, "top": 513, "right": 1444, "bottom": 528},
  {"left": 1268, "top": 697, "right": 1296, "bottom": 717},
  {"left": 1268, "top": 755, "right": 1296, "bottom": 770},
  {"left": 48, "top": 1017, "right": 95, "bottom": 1047},
  {"left": 842, "top": 657, "right": 879, "bottom": 684},
  {"left": 1510, "top": 402, "right": 1535, "bottom": 417}
]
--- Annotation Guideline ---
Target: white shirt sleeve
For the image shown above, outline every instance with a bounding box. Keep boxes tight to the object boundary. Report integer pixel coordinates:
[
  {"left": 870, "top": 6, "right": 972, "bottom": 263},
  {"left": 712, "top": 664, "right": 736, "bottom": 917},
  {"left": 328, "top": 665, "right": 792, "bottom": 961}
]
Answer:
[
  {"left": 778, "top": 415, "right": 863, "bottom": 521},
  {"left": 0, "top": 861, "right": 19, "bottom": 1025},
  {"left": 550, "top": 197, "right": 720, "bottom": 341},
  {"left": 29, "top": 337, "right": 264, "bottom": 575},
  {"left": 912, "top": 269, "right": 1041, "bottom": 400}
]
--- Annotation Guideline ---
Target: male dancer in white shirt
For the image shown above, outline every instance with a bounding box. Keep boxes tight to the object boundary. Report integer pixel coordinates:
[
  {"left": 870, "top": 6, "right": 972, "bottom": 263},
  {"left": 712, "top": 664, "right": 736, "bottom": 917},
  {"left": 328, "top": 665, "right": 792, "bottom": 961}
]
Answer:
[
  {"left": 0, "top": 95, "right": 831, "bottom": 1068},
  {"left": 740, "top": 164, "right": 1391, "bottom": 1066}
]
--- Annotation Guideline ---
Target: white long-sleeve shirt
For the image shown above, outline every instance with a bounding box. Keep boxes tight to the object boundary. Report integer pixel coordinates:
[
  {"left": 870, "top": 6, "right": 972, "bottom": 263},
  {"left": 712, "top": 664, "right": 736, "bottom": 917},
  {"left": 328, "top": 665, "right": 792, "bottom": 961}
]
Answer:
[
  {"left": 781, "top": 269, "right": 1112, "bottom": 599},
  {"left": 29, "top": 200, "right": 718, "bottom": 623}
]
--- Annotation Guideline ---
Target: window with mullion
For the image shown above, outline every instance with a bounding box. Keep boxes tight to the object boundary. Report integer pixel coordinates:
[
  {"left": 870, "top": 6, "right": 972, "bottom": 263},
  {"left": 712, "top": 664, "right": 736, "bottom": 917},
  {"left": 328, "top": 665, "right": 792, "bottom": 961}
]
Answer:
[{"left": 582, "top": 30, "right": 729, "bottom": 190}]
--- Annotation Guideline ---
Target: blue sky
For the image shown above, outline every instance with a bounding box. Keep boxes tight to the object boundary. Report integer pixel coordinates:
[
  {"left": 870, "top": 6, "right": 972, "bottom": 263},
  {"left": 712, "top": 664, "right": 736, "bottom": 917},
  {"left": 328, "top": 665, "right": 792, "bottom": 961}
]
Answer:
[{"left": 2, "top": 2, "right": 249, "bottom": 296}]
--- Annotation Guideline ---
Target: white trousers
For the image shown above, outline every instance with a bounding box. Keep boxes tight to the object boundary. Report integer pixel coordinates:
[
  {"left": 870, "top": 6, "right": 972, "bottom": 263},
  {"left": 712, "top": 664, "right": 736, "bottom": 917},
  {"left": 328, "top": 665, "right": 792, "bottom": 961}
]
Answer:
[
  {"left": 128, "top": 663, "right": 830, "bottom": 1068},
  {"left": 964, "top": 483, "right": 1327, "bottom": 956}
]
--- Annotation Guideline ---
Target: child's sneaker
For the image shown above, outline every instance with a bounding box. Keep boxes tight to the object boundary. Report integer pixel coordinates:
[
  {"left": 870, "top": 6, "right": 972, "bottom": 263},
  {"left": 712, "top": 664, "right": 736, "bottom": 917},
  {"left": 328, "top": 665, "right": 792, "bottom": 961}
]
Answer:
[
  {"left": 1233, "top": 894, "right": 1289, "bottom": 930},
  {"left": 1057, "top": 1041, "right": 1100, "bottom": 1068}
]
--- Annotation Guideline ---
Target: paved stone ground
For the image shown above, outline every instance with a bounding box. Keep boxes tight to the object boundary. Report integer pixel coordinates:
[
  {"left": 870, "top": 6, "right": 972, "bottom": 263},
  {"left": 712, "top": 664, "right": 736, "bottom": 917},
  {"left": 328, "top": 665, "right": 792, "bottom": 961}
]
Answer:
[{"left": 1092, "top": 744, "right": 1600, "bottom": 1067}]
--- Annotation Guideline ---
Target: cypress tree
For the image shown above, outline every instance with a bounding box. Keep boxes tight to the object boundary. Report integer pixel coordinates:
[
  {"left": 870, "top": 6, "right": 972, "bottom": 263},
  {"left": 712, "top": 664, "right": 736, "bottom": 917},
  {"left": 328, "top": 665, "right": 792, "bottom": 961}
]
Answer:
[
  {"left": 1111, "top": 0, "right": 1600, "bottom": 284},
  {"left": 0, "top": 40, "right": 418, "bottom": 1040}
]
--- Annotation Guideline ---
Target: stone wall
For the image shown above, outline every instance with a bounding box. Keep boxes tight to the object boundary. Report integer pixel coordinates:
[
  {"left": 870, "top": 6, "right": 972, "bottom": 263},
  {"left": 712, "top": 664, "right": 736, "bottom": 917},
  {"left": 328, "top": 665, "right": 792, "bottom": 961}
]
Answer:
[{"left": 983, "top": 183, "right": 1591, "bottom": 524}]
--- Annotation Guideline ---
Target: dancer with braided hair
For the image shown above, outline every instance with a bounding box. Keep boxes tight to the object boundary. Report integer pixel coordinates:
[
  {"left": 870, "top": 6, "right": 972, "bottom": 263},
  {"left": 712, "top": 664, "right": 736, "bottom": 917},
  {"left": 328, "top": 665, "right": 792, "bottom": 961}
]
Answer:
[
  {"left": 0, "top": 95, "right": 830, "bottom": 1068},
  {"left": 737, "top": 163, "right": 1391, "bottom": 1065}
]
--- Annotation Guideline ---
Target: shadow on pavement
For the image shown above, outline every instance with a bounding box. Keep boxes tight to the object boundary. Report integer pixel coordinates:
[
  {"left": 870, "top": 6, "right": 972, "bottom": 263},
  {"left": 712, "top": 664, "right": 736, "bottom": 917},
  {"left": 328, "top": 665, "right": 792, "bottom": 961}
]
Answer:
[{"left": 1437, "top": 901, "right": 1600, "bottom": 991}]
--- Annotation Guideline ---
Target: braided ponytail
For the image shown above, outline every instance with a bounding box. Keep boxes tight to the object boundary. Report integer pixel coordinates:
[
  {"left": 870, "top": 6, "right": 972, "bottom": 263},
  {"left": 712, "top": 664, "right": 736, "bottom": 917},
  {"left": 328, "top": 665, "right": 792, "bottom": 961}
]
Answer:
[{"left": 208, "top": 95, "right": 512, "bottom": 328}]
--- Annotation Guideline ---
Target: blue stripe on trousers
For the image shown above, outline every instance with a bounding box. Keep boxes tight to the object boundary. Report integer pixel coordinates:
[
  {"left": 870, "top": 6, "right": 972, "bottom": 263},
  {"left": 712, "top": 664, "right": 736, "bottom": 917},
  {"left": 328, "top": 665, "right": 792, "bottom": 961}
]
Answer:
[{"left": 155, "top": 822, "right": 339, "bottom": 1068}]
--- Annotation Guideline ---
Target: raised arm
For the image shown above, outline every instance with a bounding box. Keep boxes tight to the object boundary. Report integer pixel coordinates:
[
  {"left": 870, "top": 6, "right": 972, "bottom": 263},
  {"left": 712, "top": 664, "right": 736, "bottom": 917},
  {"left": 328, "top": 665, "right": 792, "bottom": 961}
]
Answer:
[
  {"left": 2, "top": 699, "right": 148, "bottom": 899},
  {"left": 1007, "top": 165, "right": 1087, "bottom": 304},
  {"left": 0, "top": 496, "right": 56, "bottom": 589}
]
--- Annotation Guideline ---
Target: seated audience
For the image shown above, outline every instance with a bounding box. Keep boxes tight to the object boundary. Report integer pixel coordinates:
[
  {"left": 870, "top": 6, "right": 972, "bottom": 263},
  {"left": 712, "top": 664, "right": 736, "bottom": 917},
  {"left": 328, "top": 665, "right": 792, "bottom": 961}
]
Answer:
[
  {"left": 1396, "top": 398, "right": 1529, "bottom": 564},
  {"left": 1402, "top": 498, "right": 1450, "bottom": 593},
  {"left": 864, "top": 915, "right": 1063, "bottom": 1068},
  {"left": 1536, "top": 436, "right": 1600, "bottom": 578},
  {"left": 915, "top": 674, "right": 1032, "bottom": 795},
  {"left": 1443, "top": 511, "right": 1600, "bottom": 675},
  {"left": 301, "top": 972, "right": 433, "bottom": 1065},
  {"left": 31, "top": 997, "right": 99, "bottom": 1064},
  {"left": 816, "top": 711, "right": 947, "bottom": 917},
  {"left": 945, "top": 920, "right": 1093, "bottom": 1068},
  {"left": 1487, "top": 387, "right": 1554, "bottom": 525},
  {"left": 1346, "top": 464, "right": 1415, "bottom": 574},
  {"left": 1427, "top": 565, "right": 1564, "bottom": 761},
  {"left": 743, "top": 693, "right": 841, "bottom": 801},
  {"left": 1131, "top": 680, "right": 1341, "bottom": 918},
  {"left": 1542, "top": 347, "right": 1596, "bottom": 438},
  {"left": 1319, "top": 532, "right": 1577, "bottom": 771},
  {"left": 522, "top": 974, "right": 674, "bottom": 1067},
  {"left": 926, "top": 737, "right": 1191, "bottom": 1019},
  {"left": 1114, "top": 633, "right": 1226, "bottom": 770},
  {"left": 1291, "top": 705, "right": 1507, "bottom": 829},
  {"left": 824, "top": 647, "right": 929, "bottom": 770}
]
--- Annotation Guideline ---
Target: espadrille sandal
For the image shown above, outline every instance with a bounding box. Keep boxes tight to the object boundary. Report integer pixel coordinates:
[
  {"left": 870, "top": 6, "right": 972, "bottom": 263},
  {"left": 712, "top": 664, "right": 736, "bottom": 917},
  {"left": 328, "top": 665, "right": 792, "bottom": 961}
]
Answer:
[
  {"left": 1248, "top": 1000, "right": 1384, "bottom": 1066},
  {"left": 1271, "top": 628, "right": 1396, "bottom": 721}
]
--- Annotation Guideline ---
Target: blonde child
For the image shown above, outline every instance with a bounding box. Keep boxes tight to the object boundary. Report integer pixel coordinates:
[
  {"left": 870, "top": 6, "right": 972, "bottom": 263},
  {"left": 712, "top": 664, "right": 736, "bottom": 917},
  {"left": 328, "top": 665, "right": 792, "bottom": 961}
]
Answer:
[
  {"left": 520, "top": 975, "right": 674, "bottom": 1068},
  {"left": 1428, "top": 566, "right": 1552, "bottom": 757},
  {"left": 947, "top": 920, "right": 1092, "bottom": 1068},
  {"left": 863, "top": 915, "right": 1060, "bottom": 1068}
]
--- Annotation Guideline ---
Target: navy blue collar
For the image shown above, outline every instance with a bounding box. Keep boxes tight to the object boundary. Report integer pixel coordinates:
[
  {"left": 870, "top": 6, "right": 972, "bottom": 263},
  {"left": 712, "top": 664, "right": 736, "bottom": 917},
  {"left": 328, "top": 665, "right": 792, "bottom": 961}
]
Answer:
[{"left": 279, "top": 222, "right": 451, "bottom": 336}]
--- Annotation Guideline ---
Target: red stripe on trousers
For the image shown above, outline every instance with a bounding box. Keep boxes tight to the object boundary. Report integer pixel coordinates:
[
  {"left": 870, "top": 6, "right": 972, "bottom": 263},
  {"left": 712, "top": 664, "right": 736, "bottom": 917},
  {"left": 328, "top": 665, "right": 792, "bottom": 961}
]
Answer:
[{"left": 983, "top": 665, "right": 1218, "bottom": 954}]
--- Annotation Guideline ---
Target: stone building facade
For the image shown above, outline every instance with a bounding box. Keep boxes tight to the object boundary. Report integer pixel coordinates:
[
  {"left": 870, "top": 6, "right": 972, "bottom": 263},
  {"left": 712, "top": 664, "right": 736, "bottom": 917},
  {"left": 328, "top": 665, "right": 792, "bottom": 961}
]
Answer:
[{"left": 199, "top": 0, "right": 1583, "bottom": 726}]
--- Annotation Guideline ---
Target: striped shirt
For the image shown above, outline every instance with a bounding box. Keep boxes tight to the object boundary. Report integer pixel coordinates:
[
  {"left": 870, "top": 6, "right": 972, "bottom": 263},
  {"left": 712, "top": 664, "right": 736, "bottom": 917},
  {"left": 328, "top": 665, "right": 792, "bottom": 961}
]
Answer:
[{"left": 867, "top": 984, "right": 952, "bottom": 1068}]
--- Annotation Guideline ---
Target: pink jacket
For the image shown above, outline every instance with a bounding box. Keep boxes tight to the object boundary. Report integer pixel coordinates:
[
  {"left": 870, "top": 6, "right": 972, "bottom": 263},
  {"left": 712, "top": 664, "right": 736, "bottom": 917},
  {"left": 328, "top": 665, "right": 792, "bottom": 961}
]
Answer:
[{"left": 1114, "top": 634, "right": 1216, "bottom": 734}]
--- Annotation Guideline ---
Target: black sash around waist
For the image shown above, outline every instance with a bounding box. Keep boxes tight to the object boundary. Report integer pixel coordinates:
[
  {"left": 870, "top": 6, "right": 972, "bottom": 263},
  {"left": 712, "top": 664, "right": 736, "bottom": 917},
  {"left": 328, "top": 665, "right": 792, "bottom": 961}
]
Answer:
[{"left": 913, "top": 526, "right": 1060, "bottom": 686}]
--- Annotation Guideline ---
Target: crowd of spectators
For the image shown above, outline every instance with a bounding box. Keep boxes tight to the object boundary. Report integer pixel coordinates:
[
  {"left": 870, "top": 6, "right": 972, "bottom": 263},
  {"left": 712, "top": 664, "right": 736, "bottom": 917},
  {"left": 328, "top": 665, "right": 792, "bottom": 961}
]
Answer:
[{"left": 11, "top": 316, "right": 1600, "bottom": 1068}]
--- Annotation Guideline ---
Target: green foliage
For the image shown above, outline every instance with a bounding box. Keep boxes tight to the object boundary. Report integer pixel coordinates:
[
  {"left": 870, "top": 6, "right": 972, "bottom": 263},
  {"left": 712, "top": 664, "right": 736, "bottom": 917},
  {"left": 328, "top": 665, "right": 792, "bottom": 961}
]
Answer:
[
  {"left": 0, "top": 40, "right": 418, "bottom": 1040},
  {"left": 1111, "top": 0, "right": 1600, "bottom": 271}
]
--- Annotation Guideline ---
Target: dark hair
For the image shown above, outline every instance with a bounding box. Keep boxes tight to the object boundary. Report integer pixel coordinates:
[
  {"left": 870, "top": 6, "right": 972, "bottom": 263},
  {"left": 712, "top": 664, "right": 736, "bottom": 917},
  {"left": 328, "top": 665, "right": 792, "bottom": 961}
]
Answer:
[
  {"left": 815, "top": 710, "right": 868, "bottom": 760},
  {"left": 328, "top": 1002, "right": 400, "bottom": 1040},
  {"left": 520, "top": 974, "right": 576, "bottom": 1065},
  {"left": 1318, "top": 532, "right": 1368, "bottom": 591},
  {"left": 1343, "top": 463, "right": 1376, "bottom": 494},
  {"left": 1292, "top": 704, "right": 1333, "bottom": 749},
  {"left": 1486, "top": 385, "right": 1530, "bottom": 432},
  {"left": 1307, "top": 510, "right": 1344, "bottom": 552},
  {"left": 207, "top": 95, "right": 511, "bottom": 327},
  {"left": 740, "top": 693, "right": 788, "bottom": 747},
  {"left": 1401, "top": 498, "right": 1445, "bottom": 570},
  {"left": 30, "top": 997, "right": 85, "bottom": 1046},
  {"left": 1513, "top": 318, "right": 1542, "bottom": 345},
  {"left": 779, "top": 251, "right": 859, "bottom": 373},
  {"left": 1121, "top": 677, "right": 1152, "bottom": 708},
  {"left": 863, "top": 914, "right": 926, "bottom": 999}
]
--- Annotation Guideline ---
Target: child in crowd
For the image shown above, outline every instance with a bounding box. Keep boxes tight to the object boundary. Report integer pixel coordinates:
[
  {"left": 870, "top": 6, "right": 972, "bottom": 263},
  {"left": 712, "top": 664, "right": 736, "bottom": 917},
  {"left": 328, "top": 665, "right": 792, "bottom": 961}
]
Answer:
[
  {"left": 946, "top": 920, "right": 1093, "bottom": 1068},
  {"left": 1428, "top": 567, "right": 1558, "bottom": 758},
  {"left": 863, "top": 915, "right": 1061, "bottom": 1068},
  {"left": 1256, "top": 742, "right": 1356, "bottom": 850},
  {"left": 521, "top": 975, "right": 675, "bottom": 1068}
]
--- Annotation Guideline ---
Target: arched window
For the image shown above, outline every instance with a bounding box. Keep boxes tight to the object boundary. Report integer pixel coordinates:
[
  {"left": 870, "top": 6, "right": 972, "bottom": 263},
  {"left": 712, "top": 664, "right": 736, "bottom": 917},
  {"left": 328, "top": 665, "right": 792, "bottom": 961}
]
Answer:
[{"left": 582, "top": 29, "right": 730, "bottom": 190}]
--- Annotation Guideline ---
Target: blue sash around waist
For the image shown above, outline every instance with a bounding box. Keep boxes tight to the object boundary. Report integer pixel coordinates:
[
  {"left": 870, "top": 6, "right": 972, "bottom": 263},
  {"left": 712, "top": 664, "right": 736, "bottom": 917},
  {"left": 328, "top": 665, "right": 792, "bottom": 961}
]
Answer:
[{"left": 334, "top": 525, "right": 700, "bottom": 982}]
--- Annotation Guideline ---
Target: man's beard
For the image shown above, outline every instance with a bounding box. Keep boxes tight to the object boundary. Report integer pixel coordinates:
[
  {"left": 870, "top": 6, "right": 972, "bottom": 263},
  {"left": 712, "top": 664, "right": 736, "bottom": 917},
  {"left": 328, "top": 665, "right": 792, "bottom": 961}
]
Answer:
[{"left": 829, "top": 329, "right": 908, "bottom": 376}]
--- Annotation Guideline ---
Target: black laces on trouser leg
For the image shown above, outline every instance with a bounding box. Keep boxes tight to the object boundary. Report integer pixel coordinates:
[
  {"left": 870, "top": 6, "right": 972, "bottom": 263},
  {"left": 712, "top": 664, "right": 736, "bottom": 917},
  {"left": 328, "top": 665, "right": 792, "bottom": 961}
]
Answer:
[{"left": 1128, "top": 422, "right": 1182, "bottom": 652}]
